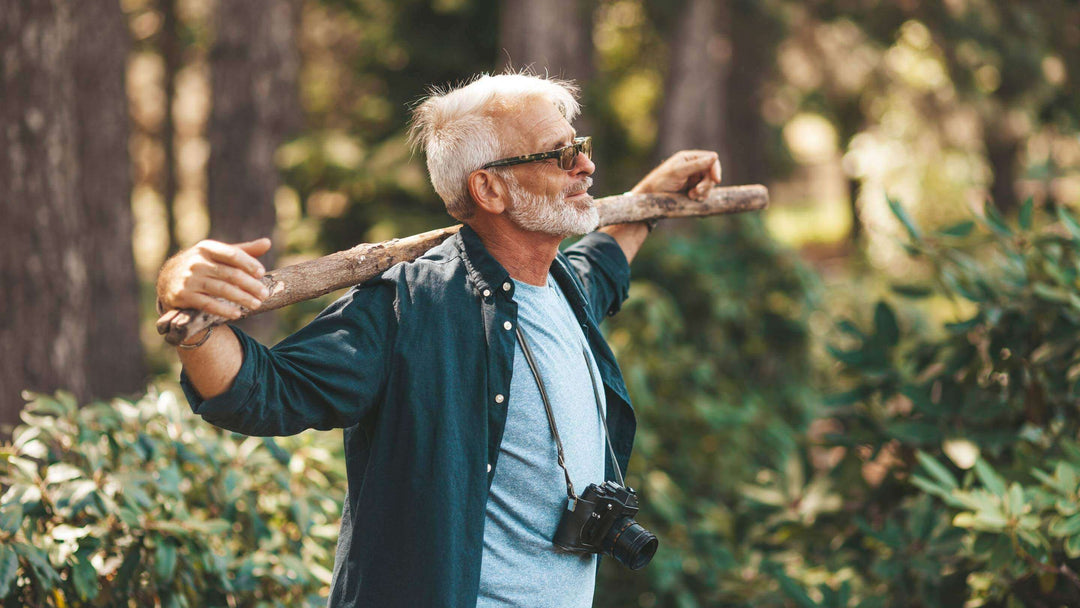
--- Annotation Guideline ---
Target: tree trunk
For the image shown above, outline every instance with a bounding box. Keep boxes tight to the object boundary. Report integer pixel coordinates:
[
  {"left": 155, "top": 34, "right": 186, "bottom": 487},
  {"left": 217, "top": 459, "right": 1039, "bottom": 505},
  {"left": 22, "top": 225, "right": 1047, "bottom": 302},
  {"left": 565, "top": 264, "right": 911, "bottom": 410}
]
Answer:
[
  {"left": 207, "top": 0, "right": 302, "bottom": 339},
  {"left": 725, "top": 0, "right": 778, "bottom": 186},
  {"left": 656, "top": 0, "right": 731, "bottom": 164},
  {"left": 497, "top": 0, "right": 596, "bottom": 143},
  {"left": 987, "top": 131, "right": 1020, "bottom": 215},
  {"left": 160, "top": 0, "right": 182, "bottom": 257},
  {"left": 75, "top": 0, "right": 146, "bottom": 399},
  {"left": 0, "top": 0, "right": 89, "bottom": 424},
  {"left": 497, "top": 0, "right": 594, "bottom": 84},
  {"left": 207, "top": 0, "right": 300, "bottom": 254}
]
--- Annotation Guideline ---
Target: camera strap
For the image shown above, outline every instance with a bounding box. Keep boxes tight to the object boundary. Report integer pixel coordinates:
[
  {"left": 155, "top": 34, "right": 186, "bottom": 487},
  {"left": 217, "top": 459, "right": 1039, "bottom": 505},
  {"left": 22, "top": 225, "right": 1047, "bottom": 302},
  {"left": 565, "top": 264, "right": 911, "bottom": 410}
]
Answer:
[{"left": 514, "top": 325, "right": 626, "bottom": 501}]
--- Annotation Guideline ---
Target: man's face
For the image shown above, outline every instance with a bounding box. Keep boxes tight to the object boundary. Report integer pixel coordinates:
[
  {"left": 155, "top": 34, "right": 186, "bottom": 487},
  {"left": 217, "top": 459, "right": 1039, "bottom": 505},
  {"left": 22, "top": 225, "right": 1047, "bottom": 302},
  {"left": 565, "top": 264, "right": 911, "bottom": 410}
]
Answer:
[{"left": 495, "top": 97, "right": 598, "bottom": 237}]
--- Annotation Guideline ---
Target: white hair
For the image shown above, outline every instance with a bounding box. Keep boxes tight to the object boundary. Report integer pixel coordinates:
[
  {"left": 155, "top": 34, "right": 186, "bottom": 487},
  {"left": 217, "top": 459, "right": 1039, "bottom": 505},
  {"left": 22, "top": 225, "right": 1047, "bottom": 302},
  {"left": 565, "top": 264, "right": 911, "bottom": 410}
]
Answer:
[{"left": 408, "top": 72, "right": 581, "bottom": 221}]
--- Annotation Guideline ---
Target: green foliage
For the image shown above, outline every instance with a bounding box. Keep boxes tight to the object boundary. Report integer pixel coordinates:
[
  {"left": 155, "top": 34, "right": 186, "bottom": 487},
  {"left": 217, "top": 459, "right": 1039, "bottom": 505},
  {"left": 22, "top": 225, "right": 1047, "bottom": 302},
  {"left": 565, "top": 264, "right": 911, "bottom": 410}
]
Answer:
[
  {"left": 593, "top": 200, "right": 1080, "bottom": 607},
  {"left": 596, "top": 217, "right": 826, "bottom": 607},
  {"left": 806, "top": 199, "right": 1080, "bottom": 607},
  {"left": 0, "top": 389, "right": 345, "bottom": 607}
]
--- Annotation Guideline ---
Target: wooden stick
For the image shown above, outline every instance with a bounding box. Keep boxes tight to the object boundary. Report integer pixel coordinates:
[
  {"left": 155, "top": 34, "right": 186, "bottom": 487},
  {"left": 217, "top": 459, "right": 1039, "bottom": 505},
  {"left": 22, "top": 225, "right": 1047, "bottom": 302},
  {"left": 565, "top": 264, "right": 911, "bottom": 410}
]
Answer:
[{"left": 157, "top": 184, "right": 768, "bottom": 344}]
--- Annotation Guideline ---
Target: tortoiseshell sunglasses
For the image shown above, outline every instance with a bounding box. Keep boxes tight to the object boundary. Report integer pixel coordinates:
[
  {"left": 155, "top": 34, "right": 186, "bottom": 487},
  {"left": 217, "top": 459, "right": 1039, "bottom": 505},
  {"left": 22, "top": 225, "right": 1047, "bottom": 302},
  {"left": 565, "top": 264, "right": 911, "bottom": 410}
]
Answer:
[{"left": 480, "top": 136, "right": 593, "bottom": 171}]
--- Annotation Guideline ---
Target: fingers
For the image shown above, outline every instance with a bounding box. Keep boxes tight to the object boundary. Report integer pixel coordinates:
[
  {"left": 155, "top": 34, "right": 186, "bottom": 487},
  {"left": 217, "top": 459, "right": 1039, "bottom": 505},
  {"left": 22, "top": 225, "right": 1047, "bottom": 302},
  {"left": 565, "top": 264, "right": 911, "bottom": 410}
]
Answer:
[
  {"left": 710, "top": 158, "right": 722, "bottom": 183},
  {"left": 195, "top": 261, "right": 269, "bottom": 300},
  {"left": 200, "top": 277, "right": 264, "bottom": 311},
  {"left": 690, "top": 177, "right": 714, "bottom": 200},
  {"left": 236, "top": 237, "right": 272, "bottom": 259},
  {"left": 174, "top": 273, "right": 261, "bottom": 313},
  {"left": 671, "top": 150, "right": 719, "bottom": 176},
  {"left": 183, "top": 292, "right": 245, "bottom": 320},
  {"left": 197, "top": 240, "right": 266, "bottom": 278}
]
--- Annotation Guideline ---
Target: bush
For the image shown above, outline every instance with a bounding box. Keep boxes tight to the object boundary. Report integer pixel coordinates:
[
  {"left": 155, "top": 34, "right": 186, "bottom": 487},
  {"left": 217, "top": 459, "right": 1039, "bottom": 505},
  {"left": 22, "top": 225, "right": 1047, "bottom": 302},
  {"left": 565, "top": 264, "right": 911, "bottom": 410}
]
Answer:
[
  {"left": 0, "top": 388, "right": 345, "bottom": 607},
  {"left": 597, "top": 200, "right": 1080, "bottom": 607},
  {"left": 814, "top": 198, "right": 1080, "bottom": 607}
]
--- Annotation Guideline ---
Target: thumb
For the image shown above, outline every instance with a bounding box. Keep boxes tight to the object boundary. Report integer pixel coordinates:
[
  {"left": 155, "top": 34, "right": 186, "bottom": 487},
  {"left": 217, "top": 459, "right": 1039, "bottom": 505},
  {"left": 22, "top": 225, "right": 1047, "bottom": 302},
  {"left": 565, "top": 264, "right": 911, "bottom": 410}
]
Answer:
[{"left": 236, "top": 237, "right": 272, "bottom": 258}]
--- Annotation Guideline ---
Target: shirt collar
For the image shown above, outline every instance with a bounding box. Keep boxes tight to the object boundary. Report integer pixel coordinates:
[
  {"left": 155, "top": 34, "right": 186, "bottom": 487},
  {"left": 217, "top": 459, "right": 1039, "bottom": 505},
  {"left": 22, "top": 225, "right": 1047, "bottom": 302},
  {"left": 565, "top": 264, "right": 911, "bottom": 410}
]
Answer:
[{"left": 457, "top": 223, "right": 515, "bottom": 299}]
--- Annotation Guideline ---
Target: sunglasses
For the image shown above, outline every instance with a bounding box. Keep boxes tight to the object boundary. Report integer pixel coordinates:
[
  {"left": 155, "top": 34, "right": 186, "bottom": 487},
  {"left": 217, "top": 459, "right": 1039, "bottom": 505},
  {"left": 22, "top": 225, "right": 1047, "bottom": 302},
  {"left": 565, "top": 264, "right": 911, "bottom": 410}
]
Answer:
[{"left": 480, "top": 136, "right": 593, "bottom": 171}]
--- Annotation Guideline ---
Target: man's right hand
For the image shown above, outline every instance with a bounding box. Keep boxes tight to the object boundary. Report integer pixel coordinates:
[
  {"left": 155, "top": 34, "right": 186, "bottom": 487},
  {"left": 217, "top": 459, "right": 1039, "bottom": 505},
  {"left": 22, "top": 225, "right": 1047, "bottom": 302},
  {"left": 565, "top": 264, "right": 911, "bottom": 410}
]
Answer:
[{"left": 156, "top": 238, "right": 272, "bottom": 320}]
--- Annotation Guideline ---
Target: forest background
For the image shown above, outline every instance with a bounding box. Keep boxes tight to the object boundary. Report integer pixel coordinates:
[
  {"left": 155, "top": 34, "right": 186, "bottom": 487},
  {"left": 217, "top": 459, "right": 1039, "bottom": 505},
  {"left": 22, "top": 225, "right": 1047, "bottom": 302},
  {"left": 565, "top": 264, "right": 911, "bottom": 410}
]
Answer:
[{"left": 3, "top": 0, "right": 1080, "bottom": 606}]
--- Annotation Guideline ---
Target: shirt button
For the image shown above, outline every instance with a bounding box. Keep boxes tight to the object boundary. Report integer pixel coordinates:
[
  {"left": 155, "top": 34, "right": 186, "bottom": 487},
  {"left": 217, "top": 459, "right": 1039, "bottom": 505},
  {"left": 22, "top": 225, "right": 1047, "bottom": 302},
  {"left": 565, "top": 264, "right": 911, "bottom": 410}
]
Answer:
[
  {"left": 502, "top": 282, "right": 511, "bottom": 292},
  {"left": 503, "top": 321, "right": 512, "bottom": 330},
  {"left": 482, "top": 289, "right": 491, "bottom": 298},
  {"left": 495, "top": 394, "right": 505, "bottom": 403},
  {"left": 487, "top": 463, "right": 492, "bottom": 473}
]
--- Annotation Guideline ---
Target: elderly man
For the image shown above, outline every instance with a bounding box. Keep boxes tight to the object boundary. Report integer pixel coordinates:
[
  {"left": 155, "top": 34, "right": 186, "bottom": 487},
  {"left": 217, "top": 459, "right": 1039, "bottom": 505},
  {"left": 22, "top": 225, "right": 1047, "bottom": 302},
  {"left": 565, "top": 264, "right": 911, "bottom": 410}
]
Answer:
[{"left": 157, "top": 73, "right": 721, "bottom": 607}]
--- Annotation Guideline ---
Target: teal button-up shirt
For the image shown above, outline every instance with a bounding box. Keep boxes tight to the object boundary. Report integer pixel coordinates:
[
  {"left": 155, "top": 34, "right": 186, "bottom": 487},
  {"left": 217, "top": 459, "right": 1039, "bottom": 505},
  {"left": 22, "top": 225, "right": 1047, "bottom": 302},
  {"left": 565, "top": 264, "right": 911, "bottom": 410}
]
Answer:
[{"left": 181, "top": 225, "right": 637, "bottom": 608}]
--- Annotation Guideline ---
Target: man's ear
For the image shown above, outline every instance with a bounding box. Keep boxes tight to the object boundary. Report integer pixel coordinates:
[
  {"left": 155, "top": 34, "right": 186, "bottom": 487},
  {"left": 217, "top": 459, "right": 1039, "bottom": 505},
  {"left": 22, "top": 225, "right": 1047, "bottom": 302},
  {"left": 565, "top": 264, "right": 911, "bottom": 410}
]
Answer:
[{"left": 468, "top": 169, "right": 509, "bottom": 215}]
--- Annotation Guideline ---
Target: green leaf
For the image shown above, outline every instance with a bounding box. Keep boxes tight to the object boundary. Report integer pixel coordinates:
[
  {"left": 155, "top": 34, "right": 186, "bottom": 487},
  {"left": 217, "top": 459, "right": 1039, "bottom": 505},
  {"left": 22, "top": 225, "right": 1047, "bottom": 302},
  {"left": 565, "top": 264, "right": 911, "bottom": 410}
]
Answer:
[
  {"left": 887, "top": 196, "right": 922, "bottom": 241},
  {"left": 71, "top": 556, "right": 98, "bottom": 601},
  {"left": 1033, "top": 283, "right": 1071, "bottom": 303},
  {"left": 44, "top": 463, "right": 83, "bottom": 484},
  {"left": 891, "top": 283, "right": 932, "bottom": 298},
  {"left": 983, "top": 200, "right": 1013, "bottom": 236},
  {"left": 1006, "top": 483, "right": 1025, "bottom": 516},
  {"left": 827, "top": 344, "right": 865, "bottom": 366},
  {"left": 916, "top": 451, "right": 958, "bottom": 490},
  {"left": 888, "top": 421, "right": 940, "bottom": 444},
  {"left": 1049, "top": 513, "right": 1080, "bottom": 537},
  {"left": 1057, "top": 205, "right": 1080, "bottom": 240},
  {"left": 14, "top": 543, "right": 58, "bottom": 585},
  {"left": 937, "top": 220, "right": 976, "bottom": 238},
  {"left": 0, "top": 504, "right": 22, "bottom": 535},
  {"left": 764, "top": 562, "right": 819, "bottom": 608},
  {"left": 1019, "top": 197, "right": 1034, "bottom": 230},
  {"left": 0, "top": 545, "right": 17, "bottom": 597},
  {"left": 1066, "top": 533, "right": 1080, "bottom": 558},
  {"left": 155, "top": 540, "right": 177, "bottom": 583},
  {"left": 973, "top": 459, "right": 1007, "bottom": 497},
  {"left": 873, "top": 301, "right": 900, "bottom": 346},
  {"left": 944, "top": 315, "right": 982, "bottom": 334},
  {"left": 113, "top": 544, "right": 141, "bottom": 595}
]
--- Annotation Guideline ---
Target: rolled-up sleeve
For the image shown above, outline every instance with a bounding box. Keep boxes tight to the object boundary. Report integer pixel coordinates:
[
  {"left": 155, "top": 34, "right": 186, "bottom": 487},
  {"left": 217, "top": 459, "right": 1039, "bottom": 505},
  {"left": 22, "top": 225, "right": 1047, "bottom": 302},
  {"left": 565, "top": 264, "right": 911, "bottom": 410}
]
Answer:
[
  {"left": 180, "top": 281, "right": 397, "bottom": 436},
  {"left": 563, "top": 231, "right": 631, "bottom": 323}
]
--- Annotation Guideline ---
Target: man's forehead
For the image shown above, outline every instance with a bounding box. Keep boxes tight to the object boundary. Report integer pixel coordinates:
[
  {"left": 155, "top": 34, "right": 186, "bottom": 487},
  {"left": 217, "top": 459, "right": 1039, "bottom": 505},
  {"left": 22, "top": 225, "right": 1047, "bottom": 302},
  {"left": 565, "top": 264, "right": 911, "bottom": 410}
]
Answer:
[{"left": 492, "top": 96, "right": 575, "bottom": 149}]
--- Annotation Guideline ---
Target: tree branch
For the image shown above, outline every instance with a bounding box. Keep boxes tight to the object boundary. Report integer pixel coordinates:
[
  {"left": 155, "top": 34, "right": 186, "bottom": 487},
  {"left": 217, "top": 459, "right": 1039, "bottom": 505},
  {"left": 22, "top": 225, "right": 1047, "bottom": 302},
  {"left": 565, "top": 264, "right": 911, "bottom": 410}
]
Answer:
[{"left": 157, "top": 184, "right": 768, "bottom": 344}]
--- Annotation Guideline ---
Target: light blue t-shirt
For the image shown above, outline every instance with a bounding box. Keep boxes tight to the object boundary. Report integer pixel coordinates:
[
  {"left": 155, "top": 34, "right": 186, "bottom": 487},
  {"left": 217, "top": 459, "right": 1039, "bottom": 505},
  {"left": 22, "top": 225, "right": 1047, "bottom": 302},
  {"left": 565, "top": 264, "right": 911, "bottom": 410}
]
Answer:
[{"left": 476, "top": 274, "right": 608, "bottom": 608}]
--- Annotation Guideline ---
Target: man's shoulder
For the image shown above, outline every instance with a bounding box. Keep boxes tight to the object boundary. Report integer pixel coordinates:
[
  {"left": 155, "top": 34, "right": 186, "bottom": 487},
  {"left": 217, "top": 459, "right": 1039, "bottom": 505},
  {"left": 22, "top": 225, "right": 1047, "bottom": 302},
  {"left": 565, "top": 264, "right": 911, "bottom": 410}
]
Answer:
[
  {"left": 375, "top": 230, "right": 464, "bottom": 285},
  {"left": 348, "top": 231, "right": 467, "bottom": 309}
]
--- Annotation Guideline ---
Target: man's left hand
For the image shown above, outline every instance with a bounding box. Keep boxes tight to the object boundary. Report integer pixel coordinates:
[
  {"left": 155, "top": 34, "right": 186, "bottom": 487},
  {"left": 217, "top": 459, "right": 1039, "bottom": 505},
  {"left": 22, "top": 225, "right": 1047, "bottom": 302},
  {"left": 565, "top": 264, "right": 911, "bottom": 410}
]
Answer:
[{"left": 630, "top": 150, "right": 722, "bottom": 200}]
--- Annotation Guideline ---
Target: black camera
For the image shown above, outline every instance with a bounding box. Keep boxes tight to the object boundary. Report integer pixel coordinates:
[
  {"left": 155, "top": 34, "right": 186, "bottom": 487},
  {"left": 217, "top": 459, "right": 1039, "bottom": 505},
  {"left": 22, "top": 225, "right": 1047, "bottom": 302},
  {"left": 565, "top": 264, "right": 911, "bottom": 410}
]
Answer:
[{"left": 552, "top": 480, "right": 658, "bottom": 570}]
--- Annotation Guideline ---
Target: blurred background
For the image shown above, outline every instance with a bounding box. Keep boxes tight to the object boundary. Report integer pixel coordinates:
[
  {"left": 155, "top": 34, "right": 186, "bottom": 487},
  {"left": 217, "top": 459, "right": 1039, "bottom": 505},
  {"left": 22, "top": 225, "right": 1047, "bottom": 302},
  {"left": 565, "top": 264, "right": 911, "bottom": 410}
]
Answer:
[{"left": 3, "top": 0, "right": 1080, "bottom": 606}]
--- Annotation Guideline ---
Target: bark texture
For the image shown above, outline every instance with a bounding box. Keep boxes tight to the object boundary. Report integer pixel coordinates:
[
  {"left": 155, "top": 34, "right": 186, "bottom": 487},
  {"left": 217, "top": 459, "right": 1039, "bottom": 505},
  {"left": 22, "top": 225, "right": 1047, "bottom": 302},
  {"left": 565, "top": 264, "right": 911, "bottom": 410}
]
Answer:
[
  {"left": 0, "top": 0, "right": 145, "bottom": 425},
  {"left": 656, "top": 0, "right": 731, "bottom": 165},
  {"left": 497, "top": 0, "right": 595, "bottom": 138},
  {"left": 208, "top": 0, "right": 302, "bottom": 339},
  {"left": 160, "top": 0, "right": 182, "bottom": 256},
  {"left": 158, "top": 186, "right": 769, "bottom": 344},
  {"left": 497, "top": 0, "right": 593, "bottom": 83},
  {"left": 75, "top": 0, "right": 146, "bottom": 399},
  {"left": 0, "top": 0, "right": 89, "bottom": 424},
  {"left": 207, "top": 0, "right": 301, "bottom": 252}
]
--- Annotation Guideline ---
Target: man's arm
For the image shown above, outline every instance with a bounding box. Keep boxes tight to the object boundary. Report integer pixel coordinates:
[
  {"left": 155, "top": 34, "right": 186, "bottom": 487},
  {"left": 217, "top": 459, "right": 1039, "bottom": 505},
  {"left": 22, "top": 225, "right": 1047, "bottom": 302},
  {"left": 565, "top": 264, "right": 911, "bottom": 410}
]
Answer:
[
  {"left": 158, "top": 237, "right": 393, "bottom": 436},
  {"left": 157, "top": 237, "right": 271, "bottom": 398},
  {"left": 600, "top": 149, "right": 723, "bottom": 263}
]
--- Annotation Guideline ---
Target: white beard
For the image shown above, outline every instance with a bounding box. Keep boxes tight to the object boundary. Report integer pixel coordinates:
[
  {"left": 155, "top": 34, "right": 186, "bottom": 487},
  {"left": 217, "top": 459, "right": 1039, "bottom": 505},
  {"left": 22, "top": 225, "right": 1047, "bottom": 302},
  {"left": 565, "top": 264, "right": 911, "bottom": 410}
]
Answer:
[{"left": 504, "top": 175, "right": 599, "bottom": 237}]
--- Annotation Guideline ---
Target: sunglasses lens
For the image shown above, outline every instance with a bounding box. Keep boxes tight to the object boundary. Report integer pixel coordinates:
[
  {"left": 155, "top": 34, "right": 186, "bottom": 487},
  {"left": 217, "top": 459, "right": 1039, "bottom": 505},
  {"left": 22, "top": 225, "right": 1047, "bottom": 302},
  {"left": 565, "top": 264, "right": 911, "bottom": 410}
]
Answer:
[
  {"left": 559, "top": 146, "right": 576, "bottom": 170},
  {"left": 558, "top": 138, "right": 592, "bottom": 170}
]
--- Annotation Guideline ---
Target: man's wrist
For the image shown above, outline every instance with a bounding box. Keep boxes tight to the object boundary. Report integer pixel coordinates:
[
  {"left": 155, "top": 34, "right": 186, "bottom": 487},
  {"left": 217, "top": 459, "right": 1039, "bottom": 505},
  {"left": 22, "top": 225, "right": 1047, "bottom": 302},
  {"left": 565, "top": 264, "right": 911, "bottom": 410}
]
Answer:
[{"left": 177, "top": 325, "right": 216, "bottom": 349}]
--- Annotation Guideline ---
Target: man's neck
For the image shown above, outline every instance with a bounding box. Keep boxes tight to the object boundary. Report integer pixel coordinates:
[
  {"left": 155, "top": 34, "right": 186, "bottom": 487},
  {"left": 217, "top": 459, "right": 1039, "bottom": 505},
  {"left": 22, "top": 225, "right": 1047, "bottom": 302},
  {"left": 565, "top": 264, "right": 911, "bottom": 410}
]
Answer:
[{"left": 468, "top": 218, "right": 561, "bottom": 286}]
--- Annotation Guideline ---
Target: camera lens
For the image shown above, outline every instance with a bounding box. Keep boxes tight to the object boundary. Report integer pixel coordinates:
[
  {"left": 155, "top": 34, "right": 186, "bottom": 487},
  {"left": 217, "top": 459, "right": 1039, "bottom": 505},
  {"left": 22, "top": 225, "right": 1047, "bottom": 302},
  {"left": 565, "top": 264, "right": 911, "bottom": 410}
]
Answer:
[{"left": 603, "top": 517, "right": 658, "bottom": 570}]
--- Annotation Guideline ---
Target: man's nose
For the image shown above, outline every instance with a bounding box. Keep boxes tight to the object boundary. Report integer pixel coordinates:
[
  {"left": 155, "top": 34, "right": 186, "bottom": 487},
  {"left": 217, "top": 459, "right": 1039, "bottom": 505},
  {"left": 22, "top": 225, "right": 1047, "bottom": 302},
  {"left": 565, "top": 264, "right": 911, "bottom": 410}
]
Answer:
[{"left": 571, "top": 149, "right": 595, "bottom": 176}]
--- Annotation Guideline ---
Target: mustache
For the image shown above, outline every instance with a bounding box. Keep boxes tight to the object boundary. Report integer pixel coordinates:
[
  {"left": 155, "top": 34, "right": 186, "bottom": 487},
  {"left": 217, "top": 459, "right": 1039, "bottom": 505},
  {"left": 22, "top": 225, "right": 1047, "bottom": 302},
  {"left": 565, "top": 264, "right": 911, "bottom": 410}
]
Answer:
[{"left": 563, "top": 177, "right": 593, "bottom": 196}]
